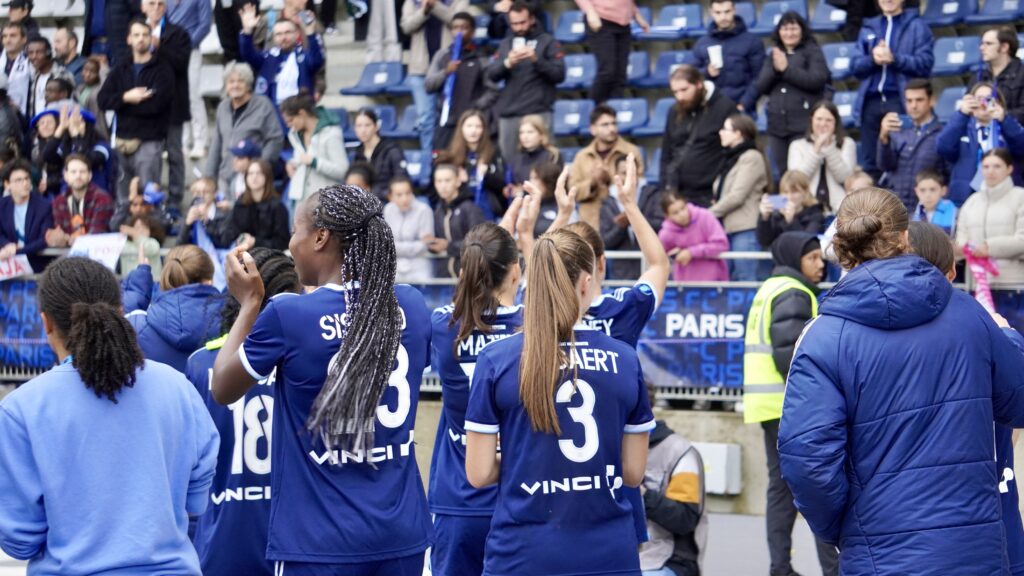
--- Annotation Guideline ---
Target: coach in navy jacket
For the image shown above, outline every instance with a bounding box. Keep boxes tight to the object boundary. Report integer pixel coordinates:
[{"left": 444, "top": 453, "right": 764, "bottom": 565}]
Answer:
[
  {"left": 0, "top": 186, "right": 52, "bottom": 272},
  {"left": 778, "top": 254, "right": 1024, "bottom": 575},
  {"left": 693, "top": 15, "right": 764, "bottom": 113}
]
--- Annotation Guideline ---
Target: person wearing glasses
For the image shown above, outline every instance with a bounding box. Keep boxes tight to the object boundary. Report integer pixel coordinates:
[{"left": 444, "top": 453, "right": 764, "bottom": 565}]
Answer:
[{"left": 973, "top": 26, "right": 1024, "bottom": 126}]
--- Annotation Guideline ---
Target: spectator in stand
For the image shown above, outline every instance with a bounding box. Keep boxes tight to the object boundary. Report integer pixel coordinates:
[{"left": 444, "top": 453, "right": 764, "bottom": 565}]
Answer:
[
  {"left": 486, "top": 0, "right": 539, "bottom": 40},
  {"left": 8, "top": 0, "right": 39, "bottom": 40},
  {"left": 220, "top": 159, "right": 290, "bottom": 250},
  {"left": 26, "top": 38, "right": 70, "bottom": 118},
  {"left": 179, "top": 176, "right": 231, "bottom": 247},
  {"left": 600, "top": 154, "right": 660, "bottom": 280},
  {"left": 937, "top": 82, "right": 1024, "bottom": 207},
  {"left": 755, "top": 11, "right": 829, "bottom": 176},
  {"left": 851, "top": 0, "right": 933, "bottom": 180},
  {"left": 661, "top": 66, "right": 735, "bottom": 208},
  {"left": 74, "top": 57, "right": 108, "bottom": 140},
  {"left": 426, "top": 11, "right": 500, "bottom": 150},
  {"left": 206, "top": 62, "right": 284, "bottom": 198},
  {"left": 438, "top": 109, "right": 506, "bottom": 219},
  {"left": 400, "top": 0, "right": 468, "bottom": 155},
  {"left": 529, "top": 161, "right": 563, "bottom": 236},
  {"left": 576, "top": 0, "right": 648, "bottom": 104},
  {"left": 757, "top": 170, "right": 825, "bottom": 249},
  {"left": 2, "top": 22, "right": 33, "bottom": 116},
  {"left": 281, "top": 94, "right": 348, "bottom": 206},
  {"left": 97, "top": 19, "right": 175, "bottom": 211},
  {"left": 29, "top": 109, "right": 63, "bottom": 197},
  {"left": 224, "top": 139, "right": 261, "bottom": 201},
  {"left": 366, "top": 0, "right": 402, "bottom": 61},
  {"left": 711, "top": 113, "right": 771, "bottom": 281},
  {"left": 239, "top": 9, "right": 323, "bottom": 119},
  {"left": 84, "top": 0, "right": 141, "bottom": 65},
  {"left": 693, "top": 0, "right": 764, "bottom": 113},
  {"left": 44, "top": 104, "right": 112, "bottom": 192},
  {"left": 53, "top": 27, "right": 85, "bottom": 84},
  {"left": 384, "top": 175, "right": 434, "bottom": 282},
  {"left": 352, "top": 107, "right": 408, "bottom": 201},
  {"left": 507, "top": 114, "right": 560, "bottom": 196},
  {"left": 0, "top": 159, "right": 52, "bottom": 271},
  {"left": 571, "top": 104, "right": 644, "bottom": 230},
  {"left": 141, "top": 0, "right": 192, "bottom": 211},
  {"left": 878, "top": 79, "right": 943, "bottom": 211},
  {"left": 216, "top": 0, "right": 267, "bottom": 63},
  {"left": 46, "top": 154, "right": 114, "bottom": 247},
  {"left": 974, "top": 27, "right": 1024, "bottom": 126},
  {"left": 111, "top": 178, "right": 172, "bottom": 232},
  {"left": 911, "top": 169, "right": 956, "bottom": 236},
  {"left": 345, "top": 162, "right": 374, "bottom": 192},
  {"left": 166, "top": 0, "right": 213, "bottom": 159},
  {"left": 788, "top": 101, "right": 857, "bottom": 216},
  {"left": 487, "top": 1, "right": 565, "bottom": 163},
  {"left": 956, "top": 148, "right": 1024, "bottom": 287},
  {"left": 426, "top": 162, "right": 485, "bottom": 277},
  {"left": 658, "top": 191, "right": 729, "bottom": 282},
  {"left": 0, "top": 75, "right": 23, "bottom": 157}
]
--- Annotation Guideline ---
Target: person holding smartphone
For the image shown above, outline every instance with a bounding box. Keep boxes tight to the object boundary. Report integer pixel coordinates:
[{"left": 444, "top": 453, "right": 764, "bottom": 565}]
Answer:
[{"left": 877, "top": 78, "right": 944, "bottom": 212}]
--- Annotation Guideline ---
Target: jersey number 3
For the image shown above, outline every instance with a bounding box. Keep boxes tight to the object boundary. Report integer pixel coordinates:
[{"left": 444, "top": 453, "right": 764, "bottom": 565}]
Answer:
[
  {"left": 377, "top": 344, "right": 412, "bottom": 429},
  {"left": 556, "top": 379, "right": 599, "bottom": 463}
]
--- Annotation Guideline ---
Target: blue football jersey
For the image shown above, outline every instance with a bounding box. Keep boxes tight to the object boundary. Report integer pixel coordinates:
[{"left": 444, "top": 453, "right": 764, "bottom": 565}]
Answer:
[
  {"left": 186, "top": 340, "right": 275, "bottom": 576},
  {"left": 465, "top": 327, "right": 656, "bottom": 576},
  {"left": 239, "top": 283, "right": 433, "bottom": 563},
  {"left": 583, "top": 280, "right": 659, "bottom": 347},
  {"left": 429, "top": 304, "right": 524, "bottom": 516}
]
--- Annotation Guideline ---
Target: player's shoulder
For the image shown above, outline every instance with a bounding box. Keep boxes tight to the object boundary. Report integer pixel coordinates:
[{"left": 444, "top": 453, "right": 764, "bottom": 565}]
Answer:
[
  {"left": 580, "top": 326, "right": 637, "bottom": 358},
  {"left": 479, "top": 331, "right": 524, "bottom": 362},
  {"left": 431, "top": 302, "right": 455, "bottom": 325},
  {"left": 396, "top": 283, "right": 429, "bottom": 319}
]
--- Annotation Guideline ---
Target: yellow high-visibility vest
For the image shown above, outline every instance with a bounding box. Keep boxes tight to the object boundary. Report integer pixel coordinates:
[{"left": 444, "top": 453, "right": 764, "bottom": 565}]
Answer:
[{"left": 743, "top": 276, "right": 818, "bottom": 424}]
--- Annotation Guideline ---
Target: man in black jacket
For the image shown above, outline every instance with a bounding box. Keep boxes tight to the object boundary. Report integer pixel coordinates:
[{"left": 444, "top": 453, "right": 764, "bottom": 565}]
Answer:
[
  {"left": 486, "top": 1, "right": 565, "bottom": 163},
  {"left": 660, "top": 65, "right": 736, "bottom": 208},
  {"left": 97, "top": 19, "right": 174, "bottom": 210},
  {"left": 973, "top": 26, "right": 1024, "bottom": 127}
]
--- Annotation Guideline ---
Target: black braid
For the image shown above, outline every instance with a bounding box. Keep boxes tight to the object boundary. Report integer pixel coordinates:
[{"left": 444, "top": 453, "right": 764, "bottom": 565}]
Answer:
[
  {"left": 307, "top": 185, "right": 401, "bottom": 453},
  {"left": 38, "top": 257, "right": 145, "bottom": 402},
  {"left": 220, "top": 248, "right": 301, "bottom": 333}
]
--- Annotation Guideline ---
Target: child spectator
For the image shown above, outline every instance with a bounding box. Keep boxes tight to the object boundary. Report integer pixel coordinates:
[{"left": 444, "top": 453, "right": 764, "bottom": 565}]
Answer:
[
  {"left": 345, "top": 162, "right": 375, "bottom": 193},
  {"left": 118, "top": 213, "right": 165, "bottom": 279},
  {"left": 529, "top": 161, "right": 563, "bottom": 237},
  {"left": 822, "top": 169, "right": 875, "bottom": 269},
  {"left": 507, "top": 114, "right": 560, "bottom": 196},
  {"left": 438, "top": 109, "right": 506, "bottom": 219},
  {"left": 756, "top": 170, "right": 825, "bottom": 248},
  {"left": 0, "top": 159, "right": 52, "bottom": 271},
  {"left": 426, "top": 163, "right": 485, "bottom": 277},
  {"left": 911, "top": 170, "right": 956, "bottom": 235},
  {"left": 179, "top": 177, "right": 231, "bottom": 247},
  {"left": 658, "top": 191, "right": 730, "bottom": 282},
  {"left": 111, "top": 179, "right": 171, "bottom": 231},
  {"left": 384, "top": 175, "right": 434, "bottom": 282},
  {"left": 30, "top": 109, "right": 62, "bottom": 197},
  {"left": 46, "top": 154, "right": 114, "bottom": 247},
  {"left": 227, "top": 139, "right": 261, "bottom": 201}
]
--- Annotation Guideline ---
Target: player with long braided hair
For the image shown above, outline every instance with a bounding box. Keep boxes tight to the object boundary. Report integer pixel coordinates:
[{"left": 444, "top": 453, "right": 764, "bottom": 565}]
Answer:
[{"left": 212, "top": 185, "right": 433, "bottom": 575}]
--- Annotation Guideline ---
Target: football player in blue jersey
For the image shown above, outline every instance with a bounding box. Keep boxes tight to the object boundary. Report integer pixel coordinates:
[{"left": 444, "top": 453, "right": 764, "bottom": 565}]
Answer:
[
  {"left": 465, "top": 227, "right": 656, "bottom": 576},
  {"left": 186, "top": 248, "right": 301, "bottom": 576},
  {"left": 211, "top": 185, "right": 433, "bottom": 576}
]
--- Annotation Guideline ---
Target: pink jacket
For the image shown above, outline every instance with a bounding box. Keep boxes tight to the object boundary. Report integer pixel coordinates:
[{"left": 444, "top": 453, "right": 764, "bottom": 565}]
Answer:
[
  {"left": 658, "top": 205, "right": 730, "bottom": 282},
  {"left": 574, "top": 0, "right": 636, "bottom": 27}
]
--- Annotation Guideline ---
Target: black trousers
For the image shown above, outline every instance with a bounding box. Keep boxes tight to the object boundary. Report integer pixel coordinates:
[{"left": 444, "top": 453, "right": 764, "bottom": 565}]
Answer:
[
  {"left": 762, "top": 419, "right": 840, "bottom": 576},
  {"left": 768, "top": 134, "right": 803, "bottom": 182},
  {"left": 587, "top": 20, "right": 631, "bottom": 104}
]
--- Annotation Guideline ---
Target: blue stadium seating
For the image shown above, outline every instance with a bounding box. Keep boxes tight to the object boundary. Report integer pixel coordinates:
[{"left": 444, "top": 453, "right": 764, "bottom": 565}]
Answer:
[
  {"left": 810, "top": 3, "right": 847, "bottom": 33},
  {"left": 751, "top": 0, "right": 808, "bottom": 35},
  {"left": 473, "top": 14, "right": 491, "bottom": 46},
  {"left": 561, "top": 147, "right": 582, "bottom": 164},
  {"left": 640, "top": 4, "right": 702, "bottom": 41},
  {"left": 553, "top": 99, "right": 595, "bottom": 137},
  {"left": 833, "top": 91, "right": 857, "bottom": 128},
  {"left": 558, "top": 53, "right": 597, "bottom": 91},
  {"left": 634, "top": 97, "right": 674, "bottom": 138},
  {"left": 340, "top": 62, "right": 404, "bottom": 96},
  {"left": 633, "top": 51, "right": 697, "bottom": 89},
  {"left": 605, "top": 99, "right": 649, "bottom": 135},
  {"left": 936, "top": 86, "right": 967, "bottom": 124},
  {"left": 965, "top": 0, "right": 1023, "bottom": 24},
  {"left": 365, "top": 105, "right": 397, "bottom": 134},
  {"left": 822, "top": 42, "right": 858, "bottom": 81},
  {"left": 932, "top": 36, "right": 981, "bottom": 76},
  {"left": 631, "top": 7, "right": 652, "bottom": 37},
  {"left": 554, "top": 10, "right": 586, "bottom": 44},
  {"left": 381, "top": 105, "right": 418, "bottom": 141},
  {"left": 331, "top": 108, "right": 354, "bottom": 142},
  {"left": 627, "top": 52, "right": 650, "bottom": 86},
  {"left": 403, "top": 150, "right": 430, "bottom": 187},
  {"left": 647, "top": 149, "right": 663, "bottom": 186},
  {"left": 735, "top": 2, "right": 758, "bottom": 29},
  {"left": 921, "top": 0, "right": 978, "bottom": 26}
]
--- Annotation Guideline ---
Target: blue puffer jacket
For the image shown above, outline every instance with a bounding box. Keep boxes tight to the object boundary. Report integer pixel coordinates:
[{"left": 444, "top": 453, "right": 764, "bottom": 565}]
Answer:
[
  {"left": 778, "top": 255, "right": 1024, "bottom": 575},
  {"left": 126, "top": 281, "right": 224, "bottom": 374},
  {"left": 692, "top": 16, "right": 764, "bottom": 112},
  {"left": 851, "top": 9, "right": 933, "bottom": 123}
]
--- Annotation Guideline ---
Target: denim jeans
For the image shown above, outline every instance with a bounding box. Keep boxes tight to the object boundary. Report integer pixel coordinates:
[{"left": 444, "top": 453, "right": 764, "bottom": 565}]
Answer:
[
  {"left": 407, "top": 74, "right": 437, "bottom": 154},
  {"left": 728, "top": 229, "right": 771, "bottom": 281}
]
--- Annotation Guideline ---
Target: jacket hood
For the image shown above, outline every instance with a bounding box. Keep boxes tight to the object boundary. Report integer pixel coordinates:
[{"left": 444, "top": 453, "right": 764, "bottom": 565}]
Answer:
[
  {"left": 649, "top": 420, "right": 673, "bottom": 447},
  {"left": 821, "top": 254, "right": 951, "bottom": 330},
  {"left": 709, "top": 15, "right": 749, "bottom": 38},
  {"left": 147, "top": 284, "right": 224, "bottom": 352},
  {"left": 314, "top": 106, "right": 340, "bottom": 134},
  {"left": 770, "top": 231, "right": 819, "bottom": 270}
]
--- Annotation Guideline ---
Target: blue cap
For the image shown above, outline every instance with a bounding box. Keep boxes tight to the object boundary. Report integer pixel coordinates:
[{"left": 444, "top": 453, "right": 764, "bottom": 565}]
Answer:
[
  {"left": 142, "top": 182, "right": 164, "bottom": 205},
  {"left": 230, "top": 139, "right": 262, "bottom": 158},
  {"left": 29, "top": 108, "right": 59, "bottom": 129}
]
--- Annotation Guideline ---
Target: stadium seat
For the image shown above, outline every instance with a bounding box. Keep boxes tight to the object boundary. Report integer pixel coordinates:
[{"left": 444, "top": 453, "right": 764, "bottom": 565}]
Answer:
[
  {"left": 810, "top": 3, "right": 847, "bottom": 32},
  {"left": 922, "top": 0, "right": 978, "bottom": 26},
  {"left": 627, "top": 52, "right": 650, "bottom": 86},
  {"left": 473, "top": 14, "right": 490, "bottom": 44},
  {"left": 403, "top": 150, "right": 430, "bottom": 187},
  {"left": 751, "top": 0, "right": 808, "bottom": 35},
  {"left": 631, "top": 7, "right": 653, "bottom": 37},
  {"left": 647, "top": 149, "right": 663, "bottom": 186},
  {"left": 833, "top": 91, "right": 857, "bottom": 128},
  {"left": 382, "top": 105, "right": 419, "bottom": 141},
  {"left": 383, "top": 75, "right": 415, "bottom": 96},
  {"left": 558, "top": 53, "right": 597, "bottom": 91},
  {"left": 553, "top": 99, "right": 595, "bottom": 137},
  {"left": 561, "top": 147, "right": 582, "bottom": 164},
  {"left": 822, "top": 42, "right": 858, "bottom": 81},
  {"left": 62, "top": 0, "right": 87, "bottom": 17},
  {"left": 634, "top": 97, "right": 675, "bottom": 138},
  {"left": 932, "top": 36, "right": 981, "bottom": 77},
  {"left": 633, "top": 51, "right": 697, "bottom": 89},
  {"left": 605, "top": 99, "right": 649, "bottom": 136},
  {"left": 965, "top": 0, "right": 1023, "bottom": 24},
  {"left": 340, "top": 62, "right": 404, "bottom": 96},
  {"left": 364, "top": 105, "right": 397, "bottom": 134},
  {"left": 200, "top": 29, "right": 223, "bottom": 55},
  {"left": 199, "top": 64, "right": 225, "bottom": 98},
  {"left": 331, "top": 108, "right": 355, "bottom": 142},
  {"left": 936, "top": 86, "right": 967, "bottom": 124},
  {"left": 640, "top": 4, "right": 703, "bottom": 41},
  {"left": 554, "top": 10, "right": 586, "bottom": 44}
]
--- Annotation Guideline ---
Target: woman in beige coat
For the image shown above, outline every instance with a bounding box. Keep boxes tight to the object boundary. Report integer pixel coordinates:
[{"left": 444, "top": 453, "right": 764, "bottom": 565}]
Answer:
[
  {"left": 956, "top": 148, "right": 1024, "bottom": 287},
  {"left": 787, "top": 101, "right": 856, "bottom": 216},
  {"left": 711, "top": 113, "right": 772, "bottom": 280}
]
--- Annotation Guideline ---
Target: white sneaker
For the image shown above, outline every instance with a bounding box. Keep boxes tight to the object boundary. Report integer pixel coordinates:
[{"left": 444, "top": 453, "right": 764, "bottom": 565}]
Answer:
[{"left": 188, "top": 145, "right": 206, "bottom": 159}]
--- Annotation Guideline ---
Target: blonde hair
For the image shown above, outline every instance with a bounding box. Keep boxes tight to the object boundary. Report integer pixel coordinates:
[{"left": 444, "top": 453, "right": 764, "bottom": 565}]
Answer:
[
  {"left": 779, "top": 170, "right": 816, "bottom": 207},
  {"left": 518, "top": 114, "right": 561, "bottom": 162},
  {"left": 832, "top": 187, "right": 908, "bottom": 270},
  {"left": 161, "top": 244, "right": 215, "bottom": 291},
  {"left": 520, "top": 229, "right": 595, "bottom": 434}
]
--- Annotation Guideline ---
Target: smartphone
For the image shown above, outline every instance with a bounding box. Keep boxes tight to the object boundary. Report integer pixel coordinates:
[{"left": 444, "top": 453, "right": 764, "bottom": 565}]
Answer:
[
  {"left": 899, "top": 114, "right": 913, "bottom": 130},
  {"left": 767, "top": 195, "right": 788, "bottom": 210},
  {"left": 512, "top": 36, "right": 526, "bottom": 51}
]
